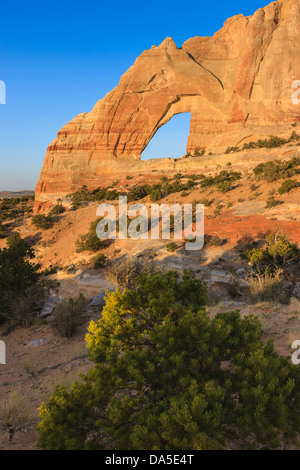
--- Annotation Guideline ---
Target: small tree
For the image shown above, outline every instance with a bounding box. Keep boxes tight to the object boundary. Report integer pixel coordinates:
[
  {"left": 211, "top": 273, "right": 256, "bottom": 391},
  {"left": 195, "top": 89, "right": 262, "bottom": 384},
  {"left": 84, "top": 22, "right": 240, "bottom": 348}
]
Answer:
[
  {"left": 150, "top": 188, "right": 162, "bottom": 202},
  {"left": 0, "top": 235, "right": 52, "bottom": 328},
  {"left": 31, "top": 214, "right": 52, "bottom": 230},
  {"left": 278, "top": 179, "right": 298, "bottom": 194},
  {"left": 93, "top": 253, "right": 107, "bottom": 269},
  {"left": 50, "top": 203, "right": 66, "bottom": 215},
  {"left": 0, "top": 236, "right": 40, "bottom": 320},
  {"left": 76, "top": 219, "right": 104, "bottom": 252},
  {"left": 38, "top": 270, "right": 300, "bottom": 450},
  {"left": 166, "top": 241, "right": 178, "bottom": 252}
]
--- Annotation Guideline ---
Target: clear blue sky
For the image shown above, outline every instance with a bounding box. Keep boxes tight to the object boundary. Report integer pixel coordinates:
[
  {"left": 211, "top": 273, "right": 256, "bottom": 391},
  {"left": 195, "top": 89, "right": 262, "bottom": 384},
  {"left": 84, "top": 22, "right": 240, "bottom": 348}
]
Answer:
[{"left": 0, "top": 0, "right": 270, "bottom": 190}]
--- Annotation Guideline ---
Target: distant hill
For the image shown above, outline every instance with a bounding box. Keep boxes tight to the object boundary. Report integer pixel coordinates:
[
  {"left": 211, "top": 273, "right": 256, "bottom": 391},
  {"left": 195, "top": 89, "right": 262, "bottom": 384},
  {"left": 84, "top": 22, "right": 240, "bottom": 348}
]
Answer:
[{"left": 0, "top": 190, "right": 35, "bottom": 199}]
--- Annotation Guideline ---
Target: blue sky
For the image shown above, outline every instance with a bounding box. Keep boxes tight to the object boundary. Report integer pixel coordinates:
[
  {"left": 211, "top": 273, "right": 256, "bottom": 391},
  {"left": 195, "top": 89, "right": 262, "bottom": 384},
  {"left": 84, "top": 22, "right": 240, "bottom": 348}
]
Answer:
[{"left": 0, "top": 0, "right": 270, "bottom": 190}]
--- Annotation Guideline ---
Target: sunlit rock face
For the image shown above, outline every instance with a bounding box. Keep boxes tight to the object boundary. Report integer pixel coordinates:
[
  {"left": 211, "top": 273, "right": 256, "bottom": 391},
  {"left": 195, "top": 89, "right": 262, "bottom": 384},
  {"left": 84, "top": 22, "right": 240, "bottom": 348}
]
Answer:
[{"left": 35, "top": 0, "right": 300, "bottom": 211}]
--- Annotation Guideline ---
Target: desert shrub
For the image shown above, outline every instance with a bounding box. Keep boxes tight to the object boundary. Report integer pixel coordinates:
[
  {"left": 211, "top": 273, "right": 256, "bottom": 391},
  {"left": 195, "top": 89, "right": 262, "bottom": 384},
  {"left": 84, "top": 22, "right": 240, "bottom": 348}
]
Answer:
[
  {"left": 225, "top": 146, "right": 239, "bottom": 154},
  {"left": 127, "top": 184, "right": 150, "bottom": 201},
  {"left": 31, "top": 214, "right": 52, "bottom": 230},
  {"left": 92, "top": 187, "right": 119, "bottom": 202},
  {"left": 0, "top": 201, "right": 10, "bottom": 210},
  {"left": 42, "top": 265, "right": 58, "bottom": 276},
  {"left": 217, "top": 180, "right": 232, "bottom": 193},
  {"left": 266, "top": 232, "right": 300, "bottom": 266},
  {"left": 0, "top": 222, "right": 6, "bottom": 238},
  {"left": 200, "top": 170, "right": 241, "bottom": 192},
  {"left": 67, "top": 185, "right": 90, "bottom": 207},
  {"left": 51, "top": 294, "right": 88, "bottom": 338},
  {"left": 253, "top": 157, "right": 300, "bottom": 182},
  {"left": 166, "top": 242, "right": 178, "bottom": 252},
  {"left": 0, "top": 391, "right": 30, "bottom": 444},
  {"left": 199, "top": 176, "right": 215, "bottom": 188},
  {"left": 265, "top": 197, "right": 282, "bottom": 209},
  {"left": 50, "top": 203, "right": 66, "bottom": 215},
  {"left": 105, "top": 258, "right": 158, "bottom": 289},
  {"left": 199, "top": 198, "right": 212, "bottom": 207},
  {"left": 68, "top": 179, "right": 197, "bottom": 206},
  {"left": 160, "top": 176, "right": 169, "bottom": 182},
  {"left": 213, "top": 203, "right": 223, "bottom": 217},
  {"left": 68, "top": 185, "right": 119, "bottom": 207},
  {"left": 150, "top": 188, "right": 162, "bottom": 202},
  {"left": 227, "top": 133, "right": 300, "bottom": 154},
  {"left": 3, "top": 285, "right": 47, "bottom": 333},
  {"left": 93, "top": 253, "right": 107, "bottom": 269},
  {"left": 242, "top": 232, "right": 299, "bottom": 268},
  {"left": 244, "top": 135, "right": 286, "bottom": 149},
  {"left": 193, "top": 148, "right": 205, "bottom": 157},
  {"left": 278, "top": 179, "right": 299, "bottom": 194},
  {"left": 242, "top": 247, "right": 265, "bottom": 265},
  {"left": 38, "top": 270, "right": 300, "bottom": 450},
  {"left": 6, "top": 231, "right": 27, "bottom": 249},
  {"left": 204, "top": 235, "right": 226, "bottom": 247},
  {"left": 0, "top": 196, "right": 34, "bottom": 223},
  {"left": 76, "top": 219, "right": 104, "bottom": 252}
]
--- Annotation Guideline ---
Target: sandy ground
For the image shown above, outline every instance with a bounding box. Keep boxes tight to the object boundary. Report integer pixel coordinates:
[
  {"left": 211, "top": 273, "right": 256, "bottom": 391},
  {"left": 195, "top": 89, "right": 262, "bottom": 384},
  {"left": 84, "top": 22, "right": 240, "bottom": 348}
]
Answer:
[{"left": 0, "top": 147, "right": 300, "bottom": 449}]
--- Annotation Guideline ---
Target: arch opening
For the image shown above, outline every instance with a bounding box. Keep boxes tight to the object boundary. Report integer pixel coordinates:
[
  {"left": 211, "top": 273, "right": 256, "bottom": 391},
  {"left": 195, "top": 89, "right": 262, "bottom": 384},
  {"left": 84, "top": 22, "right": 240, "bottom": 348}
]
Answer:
[{"left": 141, "top": 112, "right": 191, "bottom": 160}]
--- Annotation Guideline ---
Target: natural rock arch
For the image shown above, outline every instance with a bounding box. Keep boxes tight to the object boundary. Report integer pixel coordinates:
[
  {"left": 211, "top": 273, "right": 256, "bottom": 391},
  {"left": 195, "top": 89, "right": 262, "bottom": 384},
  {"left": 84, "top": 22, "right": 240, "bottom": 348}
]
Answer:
[{"left": 34, "top": 0, "right": 300, "bottom": 211}]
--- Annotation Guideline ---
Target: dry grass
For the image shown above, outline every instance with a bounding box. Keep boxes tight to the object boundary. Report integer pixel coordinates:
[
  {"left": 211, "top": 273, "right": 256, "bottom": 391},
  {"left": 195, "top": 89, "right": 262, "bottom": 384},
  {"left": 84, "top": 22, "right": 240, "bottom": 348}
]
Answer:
[
  {"left": 289, "top": 297, "right": 300, "bottom": 318},
  {"left": 242, "top": 268, "right": 285, "bottom": 304},
  {"left": 105, "top": 258, "right": 160, "bottom": 289},
  {"left": 0, "top": 391, "right": 31, "bottom": 444}
]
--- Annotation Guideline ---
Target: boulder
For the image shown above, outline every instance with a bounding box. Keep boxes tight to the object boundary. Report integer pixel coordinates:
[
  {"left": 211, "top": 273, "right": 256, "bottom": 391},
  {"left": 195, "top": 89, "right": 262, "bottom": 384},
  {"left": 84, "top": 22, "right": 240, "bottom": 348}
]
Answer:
[{"left": 211, "top": 269, "right": 232, "bottom": 284}]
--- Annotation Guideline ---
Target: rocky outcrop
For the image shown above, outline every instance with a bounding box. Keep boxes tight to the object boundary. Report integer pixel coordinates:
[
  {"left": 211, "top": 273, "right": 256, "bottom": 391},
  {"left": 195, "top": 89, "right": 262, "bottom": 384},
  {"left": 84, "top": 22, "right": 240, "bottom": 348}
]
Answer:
[{"left": 35, "top": 0, "right": 300, "bottom": 210}]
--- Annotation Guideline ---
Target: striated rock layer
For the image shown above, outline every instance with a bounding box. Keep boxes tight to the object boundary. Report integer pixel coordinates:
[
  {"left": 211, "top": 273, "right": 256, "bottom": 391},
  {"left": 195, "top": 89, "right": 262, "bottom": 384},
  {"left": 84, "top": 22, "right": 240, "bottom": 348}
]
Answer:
[{"left": 35, "top": 0, "right": 300, "bottom": 211}]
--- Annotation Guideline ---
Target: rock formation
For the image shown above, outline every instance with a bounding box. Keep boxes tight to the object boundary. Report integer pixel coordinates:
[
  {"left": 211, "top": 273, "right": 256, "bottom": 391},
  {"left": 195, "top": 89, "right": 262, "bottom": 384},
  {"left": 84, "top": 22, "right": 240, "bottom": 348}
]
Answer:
[{"left": 35, "top": 0, "right": 300, "bottom": 211}]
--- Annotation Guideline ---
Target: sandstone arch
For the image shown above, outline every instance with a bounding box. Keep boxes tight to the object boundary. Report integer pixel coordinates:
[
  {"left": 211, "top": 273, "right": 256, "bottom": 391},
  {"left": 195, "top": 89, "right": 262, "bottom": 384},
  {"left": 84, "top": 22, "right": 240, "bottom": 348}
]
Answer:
[{"left": 35, "top": 0, "right": 300, "bottom": 211}]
